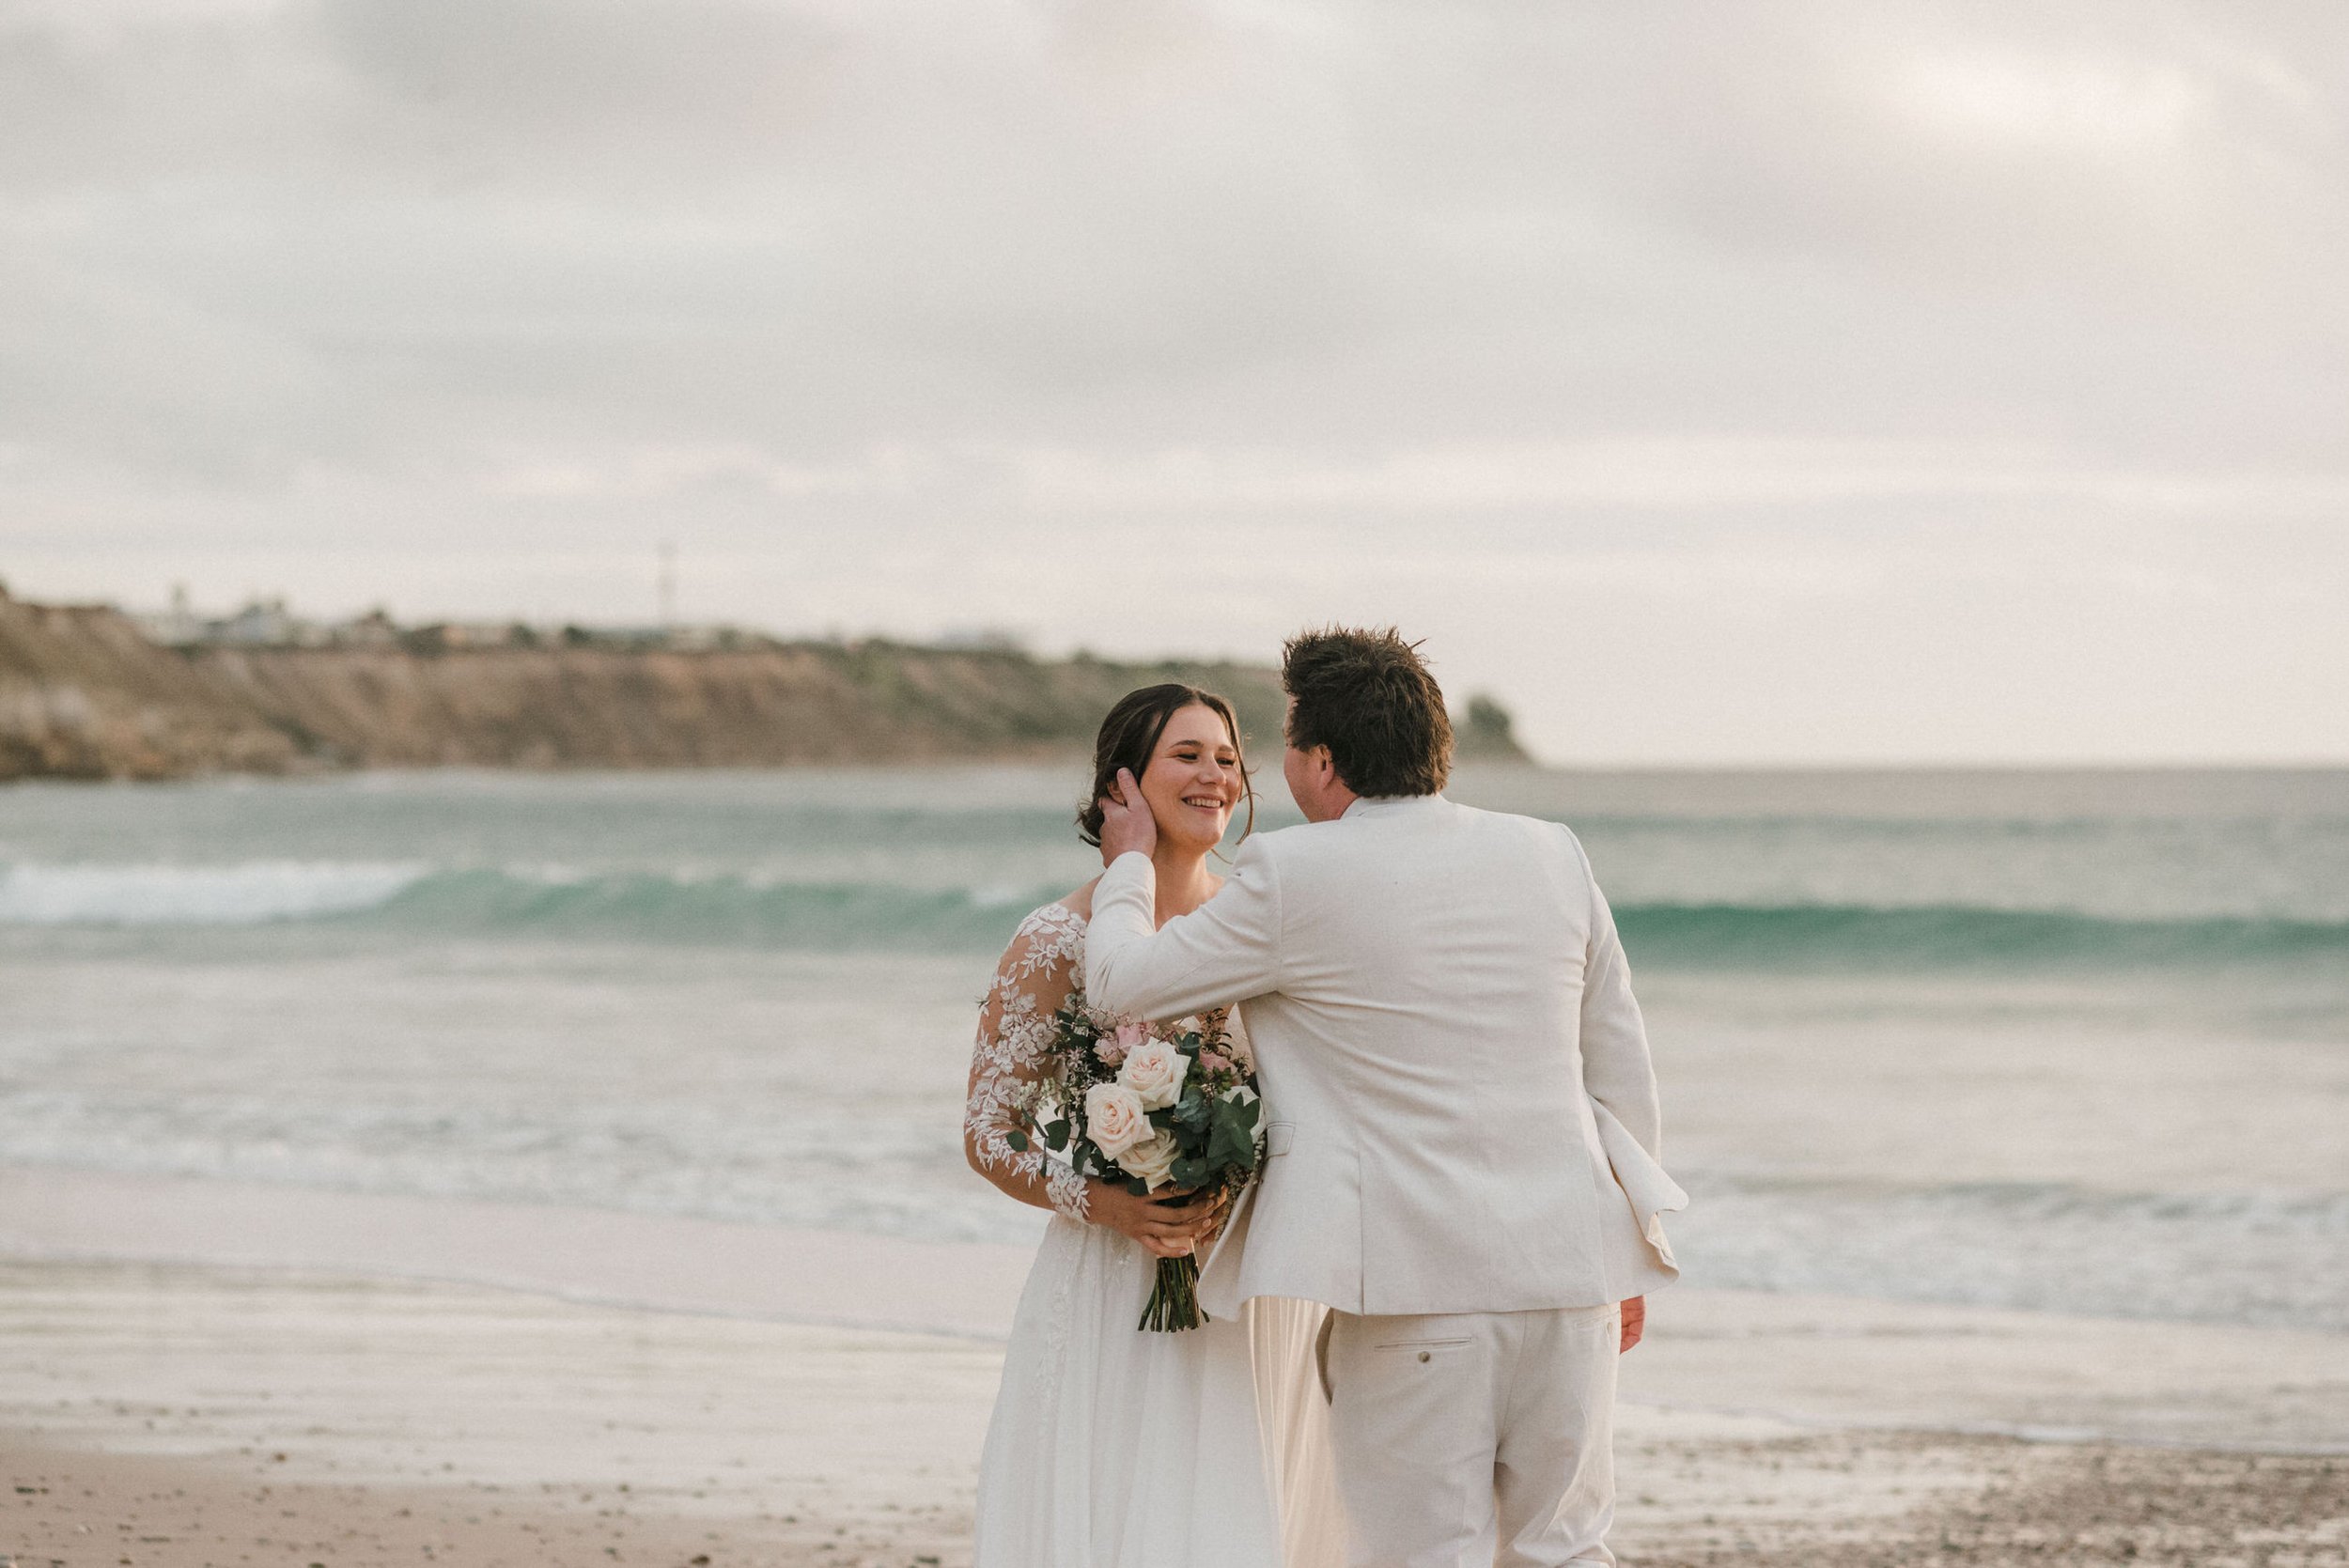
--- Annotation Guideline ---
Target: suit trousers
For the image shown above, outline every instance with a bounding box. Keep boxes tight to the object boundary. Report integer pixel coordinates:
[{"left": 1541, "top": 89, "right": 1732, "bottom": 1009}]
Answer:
[{"left": 1319, "top": 1303, "right": 1620, "bottom": 1568}]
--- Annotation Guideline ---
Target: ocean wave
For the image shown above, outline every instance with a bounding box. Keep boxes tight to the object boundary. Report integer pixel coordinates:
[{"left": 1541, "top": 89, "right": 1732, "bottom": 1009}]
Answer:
[
  {"left": 367, "top": 867, "right": 1050, "bottom": 949},
  {"left": 1614, "top": 902, "right": 2349, "bottom": 968},
  {"left": 0, "top": 861, "right": 1056, "bottom": 950},
  {"left": 1693, "top": 1172, "right": 2349, "bottom": 1235},
  {"left": 1673, "top": 1174, "right": 2349, "bottom": 1333},
  {"left": 8, "top": 860, "right": 2349, "bottom": 966},
  {"left": 0, "top": 861, "right": 428, "bottom": 925}
]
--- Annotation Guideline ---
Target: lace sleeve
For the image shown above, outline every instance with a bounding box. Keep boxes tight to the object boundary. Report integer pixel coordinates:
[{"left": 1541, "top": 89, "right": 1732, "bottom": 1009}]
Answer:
[{"left": 965, "top": 905, "right": 1093, "bottom": 1222}]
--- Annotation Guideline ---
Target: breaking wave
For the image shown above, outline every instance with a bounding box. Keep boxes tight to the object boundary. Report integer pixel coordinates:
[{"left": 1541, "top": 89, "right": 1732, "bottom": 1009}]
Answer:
[{"left": 7, "top": 862, "right": 2346, "bottom": 966}]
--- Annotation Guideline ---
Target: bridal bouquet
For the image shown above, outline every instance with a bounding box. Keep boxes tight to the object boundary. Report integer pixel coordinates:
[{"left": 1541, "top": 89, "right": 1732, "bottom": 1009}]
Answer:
[{"left": 1010, "top": 999, "right": 1264, "bottom": 1330}]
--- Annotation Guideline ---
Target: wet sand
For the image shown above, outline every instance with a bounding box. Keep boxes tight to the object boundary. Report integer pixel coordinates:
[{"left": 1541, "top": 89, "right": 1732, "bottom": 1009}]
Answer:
[
  {"left": 10, "top": 1410, "right": 2345, "bottom": 1568},
  {"left": 1, "top": 1260, "right": 988, "bottom": 1567},
  {"left": 6, "top": 1441, "right": 945, "bottom": 1568},
  {"left": 5, "top": 1166, "right": 2346, "bottom": 1566},
  {"left": 1619, "top": 1431, "right": 2347, "bottom": 1566}
]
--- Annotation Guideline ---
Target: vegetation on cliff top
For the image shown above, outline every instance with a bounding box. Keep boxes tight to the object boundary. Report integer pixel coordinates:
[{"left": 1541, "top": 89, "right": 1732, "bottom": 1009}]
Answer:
[{"left": 0, "top": 584, "right": 1532, "bottom": 781}]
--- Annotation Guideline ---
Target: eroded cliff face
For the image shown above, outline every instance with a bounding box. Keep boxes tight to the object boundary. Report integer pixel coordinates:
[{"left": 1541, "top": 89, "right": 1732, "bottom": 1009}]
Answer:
[
  {"left": 0, "top": 586, "right": 1529, "bottom": 781},
  {"left": 0, "top": 589, "right": 303, "bottom": 779},
  {"left": 194, "top": 643, "right": 1298, "bottom": 770}
]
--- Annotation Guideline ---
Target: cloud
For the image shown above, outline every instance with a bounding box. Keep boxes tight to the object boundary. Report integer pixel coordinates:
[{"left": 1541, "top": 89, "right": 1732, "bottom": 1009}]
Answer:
[{"left": 0, "top": 0, "right": 2343, "bottom": 759}]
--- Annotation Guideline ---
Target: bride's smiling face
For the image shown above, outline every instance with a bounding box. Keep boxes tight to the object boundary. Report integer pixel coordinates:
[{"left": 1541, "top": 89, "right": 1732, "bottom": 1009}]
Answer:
[{"left": 1140, "top": 704, "right": 1245, "bottom": 853}]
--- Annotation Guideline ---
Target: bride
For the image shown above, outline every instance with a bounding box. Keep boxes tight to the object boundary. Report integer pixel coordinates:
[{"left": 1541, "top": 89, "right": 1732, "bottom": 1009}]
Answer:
[{"left": 964, "top": 684, "right": 1340, "bottom": 1568}]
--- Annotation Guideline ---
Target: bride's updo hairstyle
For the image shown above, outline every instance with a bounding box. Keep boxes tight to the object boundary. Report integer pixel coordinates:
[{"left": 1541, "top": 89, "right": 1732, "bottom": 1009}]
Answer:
[{"left": 1076, "top": 683, "right": 1255, "bottom": 849}]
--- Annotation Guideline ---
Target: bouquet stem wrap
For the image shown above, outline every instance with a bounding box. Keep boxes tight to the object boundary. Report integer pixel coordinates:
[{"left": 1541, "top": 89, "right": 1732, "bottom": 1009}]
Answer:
[{"left": 1143, "top": 1254, "right": 1206, "bottom": 1332}]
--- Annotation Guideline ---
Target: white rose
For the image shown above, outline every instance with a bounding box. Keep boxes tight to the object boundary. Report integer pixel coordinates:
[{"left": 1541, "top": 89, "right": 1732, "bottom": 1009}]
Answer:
[
  {"left": 1116, "top": 1129, "right": 1180, "bottom": 1188},
  {"left": 1084, "top": 1082, "right": 1150, "bottom": 1158},
  {"left": 1118, "top": 1036, "right": 1190, "bottom": 1110}
]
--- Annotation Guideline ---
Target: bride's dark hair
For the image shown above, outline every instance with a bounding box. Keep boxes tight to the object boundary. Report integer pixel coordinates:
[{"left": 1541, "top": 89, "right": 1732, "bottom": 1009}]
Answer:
[{"left": 1075, "top": 684, "right": 1255, "bottom": 850}]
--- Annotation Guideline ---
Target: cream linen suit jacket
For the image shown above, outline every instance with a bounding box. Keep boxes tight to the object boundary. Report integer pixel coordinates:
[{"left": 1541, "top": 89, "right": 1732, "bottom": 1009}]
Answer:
[{"left": 1085, "top": 794, "right": 1686, "bottom": 1319}]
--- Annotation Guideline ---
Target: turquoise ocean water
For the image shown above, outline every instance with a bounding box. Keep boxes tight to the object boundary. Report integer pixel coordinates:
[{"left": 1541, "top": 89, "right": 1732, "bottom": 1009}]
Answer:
[{"left": 3, "top": 766, "right": 2343, "bottom": 1330}]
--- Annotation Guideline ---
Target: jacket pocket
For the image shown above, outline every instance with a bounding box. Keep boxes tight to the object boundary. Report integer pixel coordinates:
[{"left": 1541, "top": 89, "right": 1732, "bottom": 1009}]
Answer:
[{"left": 1264, "top": 1121, "right": 1296, "bottom": 1157}]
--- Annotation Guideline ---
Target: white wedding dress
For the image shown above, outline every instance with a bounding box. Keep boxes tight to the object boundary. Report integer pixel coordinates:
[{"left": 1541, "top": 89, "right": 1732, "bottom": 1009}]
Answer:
[{"left": 966, "top": 902, "right": 1344, "bottom": 1568}]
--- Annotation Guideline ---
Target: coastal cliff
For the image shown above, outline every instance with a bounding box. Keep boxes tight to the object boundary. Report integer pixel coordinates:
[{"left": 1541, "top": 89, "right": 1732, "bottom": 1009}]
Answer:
[
  {"left": 0, "top": 585, "right": 1529, "bottom": 780},
  {"left": 0, "top": 590, "right": 304, "bottom": 778}
]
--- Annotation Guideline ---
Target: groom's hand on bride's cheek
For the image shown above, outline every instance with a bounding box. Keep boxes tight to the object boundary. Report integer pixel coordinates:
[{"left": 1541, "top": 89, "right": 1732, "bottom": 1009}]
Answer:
[
  {"left": 1619, "top": 1296, "right": 1645, "bottom": 1353},
  {"left": 1097, "top": 768, "right": 1159, "bottom": 863}
]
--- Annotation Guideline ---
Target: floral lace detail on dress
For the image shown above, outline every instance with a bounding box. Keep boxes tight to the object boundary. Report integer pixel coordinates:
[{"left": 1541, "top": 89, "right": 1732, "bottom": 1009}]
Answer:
[{"left": 967, "top": 903, "right": 1095, "bottom": 1222}]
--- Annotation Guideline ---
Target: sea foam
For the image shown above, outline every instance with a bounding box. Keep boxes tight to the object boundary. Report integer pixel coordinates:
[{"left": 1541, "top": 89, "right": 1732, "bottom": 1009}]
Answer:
[
  {"left": 0, "top": 861, "right": 426, "bottom": 925},
  {"left": 8, "top": 858, "right": 2348, "bottom": 970}
]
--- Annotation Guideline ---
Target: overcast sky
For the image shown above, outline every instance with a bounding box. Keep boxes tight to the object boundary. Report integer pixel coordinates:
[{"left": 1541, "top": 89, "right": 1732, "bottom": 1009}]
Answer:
[{"left": 3, "top": 0, "right": 2344, "bottom": 762}]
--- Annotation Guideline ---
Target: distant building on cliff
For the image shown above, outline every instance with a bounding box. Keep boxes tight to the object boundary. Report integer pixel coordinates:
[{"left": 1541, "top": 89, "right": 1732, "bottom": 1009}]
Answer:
[
  {"left": 136, "top": 591, "right": 332, "bottom": 649},
  {"left": 131, "top": 592, "right": 759, "bottom": 655}
]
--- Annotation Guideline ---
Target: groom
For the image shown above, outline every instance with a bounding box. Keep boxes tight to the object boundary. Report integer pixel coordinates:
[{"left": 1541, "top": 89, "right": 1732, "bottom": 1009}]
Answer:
[{"left": 1086, "top": 626, "right": 1685, "bottom": 1568}]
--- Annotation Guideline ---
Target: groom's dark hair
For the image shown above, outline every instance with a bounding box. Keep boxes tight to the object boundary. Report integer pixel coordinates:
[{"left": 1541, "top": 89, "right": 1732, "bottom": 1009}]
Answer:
[{"left": 1282, "top": 627, "right": 1452, "bottom": 798}]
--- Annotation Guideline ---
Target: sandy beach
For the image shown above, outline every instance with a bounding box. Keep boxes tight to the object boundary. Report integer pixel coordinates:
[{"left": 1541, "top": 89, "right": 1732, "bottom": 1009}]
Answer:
[{"left": 6, "top": 1166, "right": 2345, "bottom": 1567}]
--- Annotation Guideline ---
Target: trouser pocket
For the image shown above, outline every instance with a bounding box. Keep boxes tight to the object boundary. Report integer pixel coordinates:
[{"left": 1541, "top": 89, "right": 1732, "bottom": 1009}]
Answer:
[{"left": 1371, "top": 1335, "right": 1472, "bottom": 1352}]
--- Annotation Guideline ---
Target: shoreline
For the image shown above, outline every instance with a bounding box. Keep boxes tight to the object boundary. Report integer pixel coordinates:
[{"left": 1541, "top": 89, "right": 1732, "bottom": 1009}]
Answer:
[
  {"left": 6, "top": 1161, "right": 2345, "bottom": 1457},
  {"left": 2, "top": 1258, "right": 996, "bottom": 1568},
  {"left": 6, "top": 1166, "right": 2345, "bottom": 1563},
  {"left": 6, "top": 1253, "right": 2342, "bottom": 1568},
  {"left": 0, "top": 1161, "right": 1039, "bottom": 1343}
]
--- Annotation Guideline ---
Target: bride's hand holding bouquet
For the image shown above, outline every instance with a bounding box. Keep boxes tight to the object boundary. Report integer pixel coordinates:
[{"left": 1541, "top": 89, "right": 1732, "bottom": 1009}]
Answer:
[{"left": 1086, "top": 1178, "right": 1227, "bottom": 1260}]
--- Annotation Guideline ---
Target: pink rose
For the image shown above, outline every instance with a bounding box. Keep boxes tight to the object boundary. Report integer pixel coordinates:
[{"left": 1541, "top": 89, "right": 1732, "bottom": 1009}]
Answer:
[
  {"left": 1117, "top": 1036, "right": 1190, "bottom": 1110},
  {"left": 1097, "top": 1019, "right": 1147, "bottom": 1068},
  {"left": 1083, "top": 1082, "right": 1150, "bottom": 1158},
  {"left": 1197, "top": 1051, "right": 1231, "bottom": 1075},
  {"left": 1116, "top": 1129, "right": 1180, "bottom": 1188}
]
